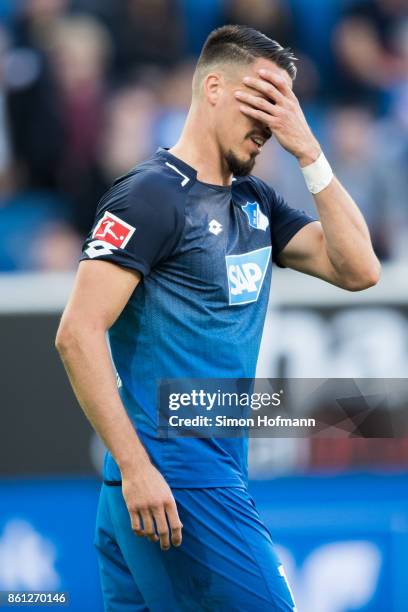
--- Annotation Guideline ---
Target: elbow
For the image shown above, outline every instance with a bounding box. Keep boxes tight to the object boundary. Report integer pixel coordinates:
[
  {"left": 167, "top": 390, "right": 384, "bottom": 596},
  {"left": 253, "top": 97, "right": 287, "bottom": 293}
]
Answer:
[
  {"left": 55, "top": 320, "right": 79, "bottom": 355},
  {"left": 342, "top": 261, "right": 381, "bottom": 292},
  {"left": 55, "top": 316, "right": 107, "bottom": 355}
]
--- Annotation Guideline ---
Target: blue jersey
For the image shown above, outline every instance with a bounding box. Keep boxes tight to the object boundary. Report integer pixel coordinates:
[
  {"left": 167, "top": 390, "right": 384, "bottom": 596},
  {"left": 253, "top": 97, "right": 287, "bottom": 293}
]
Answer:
[{"left": 81, "top": 148, "right": 315, "bottom": 487}]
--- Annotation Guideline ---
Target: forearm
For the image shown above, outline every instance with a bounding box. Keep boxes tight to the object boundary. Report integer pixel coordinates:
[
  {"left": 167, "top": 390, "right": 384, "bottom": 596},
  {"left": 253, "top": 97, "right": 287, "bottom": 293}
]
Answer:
[
  {"left": 235, "top": 69, "right": 380, "bottom": 289},
  {"left": 56, "top": 327, "right": 150, "bottom": 474},
  {"left": 312, "top": 174, "right": 380, "bottom": 283},
  {"left": 55, "top": 261, "right": 183, "bottom": 549}
]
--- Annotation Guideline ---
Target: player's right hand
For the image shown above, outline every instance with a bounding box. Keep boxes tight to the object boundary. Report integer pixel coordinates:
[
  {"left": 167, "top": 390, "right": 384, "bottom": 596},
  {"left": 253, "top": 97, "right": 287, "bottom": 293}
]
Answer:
[{"left": 121, "top": 462, "right": 183, "bottom": 551}]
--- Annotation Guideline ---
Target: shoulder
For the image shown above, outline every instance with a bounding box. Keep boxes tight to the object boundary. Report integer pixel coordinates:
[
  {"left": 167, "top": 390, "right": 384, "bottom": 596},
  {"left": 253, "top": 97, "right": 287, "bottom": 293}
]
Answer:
[
  {"left": 97, "top": 155, "right": 189, "bottom": 220},
  {"left": 111, "top": 156, "right": 189, "bottom": 202},
  {"left": 83, "top": 155, "right": 188, "bottom": 271}
]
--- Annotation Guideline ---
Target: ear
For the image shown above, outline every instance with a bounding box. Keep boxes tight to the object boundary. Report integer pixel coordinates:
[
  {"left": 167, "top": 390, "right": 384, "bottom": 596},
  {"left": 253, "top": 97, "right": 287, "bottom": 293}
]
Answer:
[{"left": 203, "top": 72, "right": 223, "bottom": 106}]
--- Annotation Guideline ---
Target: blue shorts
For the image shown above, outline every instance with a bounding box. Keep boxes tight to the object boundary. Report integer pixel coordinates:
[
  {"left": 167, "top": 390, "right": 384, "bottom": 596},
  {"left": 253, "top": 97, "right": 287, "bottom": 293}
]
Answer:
[{"left": 95, "top": 483, "right": 296, "bottom": 611}]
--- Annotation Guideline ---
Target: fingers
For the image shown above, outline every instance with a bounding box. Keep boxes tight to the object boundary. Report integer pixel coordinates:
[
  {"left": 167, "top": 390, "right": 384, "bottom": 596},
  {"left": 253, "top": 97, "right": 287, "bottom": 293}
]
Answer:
[
  {"left": 241, "top": 69, "right": 297, "bottom": 108},
  {"left": 152, "top": 506, "right": 171, "bottom": 551},
  {"left": 242, "top": 75, "right": 285, "bottom": 106},
  {"left": 129, "top": 501, "right": 183, "bottom": 551},
  {"left": 234, "top": 90, "right": 279, "bottom": 116},
  {"left": 130, "top": 511, "right": 144, "bottom": 537},
  {"left": 140, "top": 508, "right": 159, "bottom": 543},
  {"left": 165, "top": 500, "right": 183, "bottom": 548},
  {"left": 239, "top": 103, "right": 280, "bottom": 128},
  {"left": 123, "top": 473, "right": 182, "bottom": 551},
  {"left": 257, "top": 68, "right": 296, "bottom": 99}
]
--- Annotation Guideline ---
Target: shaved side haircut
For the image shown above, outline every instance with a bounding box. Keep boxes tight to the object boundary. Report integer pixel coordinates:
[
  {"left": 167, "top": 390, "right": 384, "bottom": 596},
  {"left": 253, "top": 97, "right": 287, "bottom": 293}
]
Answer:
[{"left": 193, "top": 24, "right": 297, "bottom": 96}]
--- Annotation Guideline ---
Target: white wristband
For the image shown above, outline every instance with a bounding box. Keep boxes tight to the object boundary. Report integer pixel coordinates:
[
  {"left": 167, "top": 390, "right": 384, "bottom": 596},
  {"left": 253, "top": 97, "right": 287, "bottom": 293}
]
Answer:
[{"left": 301, "top": 151, "right": 333, "bottom": 194}]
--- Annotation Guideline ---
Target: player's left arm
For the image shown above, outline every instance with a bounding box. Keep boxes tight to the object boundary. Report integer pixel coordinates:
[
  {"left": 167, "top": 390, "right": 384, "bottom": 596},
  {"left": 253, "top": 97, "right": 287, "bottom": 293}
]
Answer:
[{"left": 235, "top": 69, "right": 381, "bottom": 291}]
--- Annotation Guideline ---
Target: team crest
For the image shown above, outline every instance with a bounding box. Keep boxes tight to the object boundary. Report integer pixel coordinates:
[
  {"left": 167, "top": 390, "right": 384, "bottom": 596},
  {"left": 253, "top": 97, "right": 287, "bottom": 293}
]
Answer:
[{"left": 242, "top": 201, "right": 269, "bottom": 231}]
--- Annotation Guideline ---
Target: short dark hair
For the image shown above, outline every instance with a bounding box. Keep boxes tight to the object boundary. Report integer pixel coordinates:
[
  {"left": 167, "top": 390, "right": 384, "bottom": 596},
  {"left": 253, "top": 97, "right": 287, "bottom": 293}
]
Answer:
[{"left": 195, "top": 24, "right": 297, "bottom": 83}]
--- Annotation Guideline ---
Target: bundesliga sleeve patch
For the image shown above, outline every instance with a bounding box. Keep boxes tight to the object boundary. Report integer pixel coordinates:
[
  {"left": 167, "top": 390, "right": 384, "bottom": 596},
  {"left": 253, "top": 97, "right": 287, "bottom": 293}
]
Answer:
[{"left": 85, "top": 212, "right": 136, "bottom": 259}]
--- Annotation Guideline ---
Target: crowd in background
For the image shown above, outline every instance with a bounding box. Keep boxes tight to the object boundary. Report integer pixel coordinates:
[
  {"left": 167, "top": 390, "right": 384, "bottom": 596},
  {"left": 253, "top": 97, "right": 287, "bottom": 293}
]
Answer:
[{"left": 0, "top": 0, "right": 406, "bottom": 271}]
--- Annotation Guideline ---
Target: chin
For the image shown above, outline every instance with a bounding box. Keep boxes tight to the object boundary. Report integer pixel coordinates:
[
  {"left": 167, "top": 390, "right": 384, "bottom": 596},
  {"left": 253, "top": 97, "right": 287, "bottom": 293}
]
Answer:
[{"left": 225, "top": 150, "right": 257, "bottom": 177}]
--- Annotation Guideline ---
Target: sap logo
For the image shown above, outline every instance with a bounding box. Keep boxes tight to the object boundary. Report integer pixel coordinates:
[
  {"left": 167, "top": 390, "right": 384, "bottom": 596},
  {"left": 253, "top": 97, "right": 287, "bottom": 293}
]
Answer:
[
  {"left": 226, "top": 246, "right": 271, "bottom": 305},
  {"left": 242, "top": 201, "right": 269, "bottom": 231}
]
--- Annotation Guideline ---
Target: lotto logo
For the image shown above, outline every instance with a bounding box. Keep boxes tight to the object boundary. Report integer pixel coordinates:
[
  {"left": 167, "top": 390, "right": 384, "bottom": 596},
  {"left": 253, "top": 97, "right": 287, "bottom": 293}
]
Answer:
[
  {"left": 226, "top": 246, "right": 271, "bottom": 305},
  {"left": 92, "top": 212, "right": 135, "bottom": 249}
]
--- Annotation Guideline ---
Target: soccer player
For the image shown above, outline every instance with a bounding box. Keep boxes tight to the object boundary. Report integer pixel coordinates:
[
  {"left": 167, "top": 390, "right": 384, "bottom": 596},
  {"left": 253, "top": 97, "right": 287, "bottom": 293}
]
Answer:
[{"left": 56, "top": 25, "right": 380, "bottom": 611}]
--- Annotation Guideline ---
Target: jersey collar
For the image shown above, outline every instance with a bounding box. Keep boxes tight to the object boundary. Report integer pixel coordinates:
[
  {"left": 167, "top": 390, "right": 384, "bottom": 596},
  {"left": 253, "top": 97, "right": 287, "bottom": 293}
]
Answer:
[
  {"left": 156, "top": 148, "right": 198, "bottom": 183},
  {"left": 156, "top": 147, "right": 243, "bottom": 192}
]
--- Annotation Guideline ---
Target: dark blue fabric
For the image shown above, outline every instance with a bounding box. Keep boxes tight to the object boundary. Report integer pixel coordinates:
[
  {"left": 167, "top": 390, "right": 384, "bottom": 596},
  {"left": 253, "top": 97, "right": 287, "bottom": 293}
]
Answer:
[{"left": 81, "top": 149, "right": 316, "bottom": 487}]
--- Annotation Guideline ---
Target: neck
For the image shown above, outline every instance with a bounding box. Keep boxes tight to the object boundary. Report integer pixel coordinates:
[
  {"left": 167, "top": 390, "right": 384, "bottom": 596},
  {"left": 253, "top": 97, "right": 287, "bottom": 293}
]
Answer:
[{"left": 169, "top": 104, "right": 233, "bottom": 187}]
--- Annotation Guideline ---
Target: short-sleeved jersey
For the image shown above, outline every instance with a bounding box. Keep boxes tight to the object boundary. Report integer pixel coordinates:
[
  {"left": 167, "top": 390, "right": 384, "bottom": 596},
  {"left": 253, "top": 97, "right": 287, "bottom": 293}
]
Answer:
[{"left": 81, "top": 148, "right": 316, "bottom": 487}]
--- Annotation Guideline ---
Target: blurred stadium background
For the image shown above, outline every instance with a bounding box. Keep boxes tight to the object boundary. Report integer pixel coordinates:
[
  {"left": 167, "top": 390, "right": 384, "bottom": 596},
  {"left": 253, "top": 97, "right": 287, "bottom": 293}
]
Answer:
[{"left": 0, "top": 0, "right": 407, "bottom": 610}]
